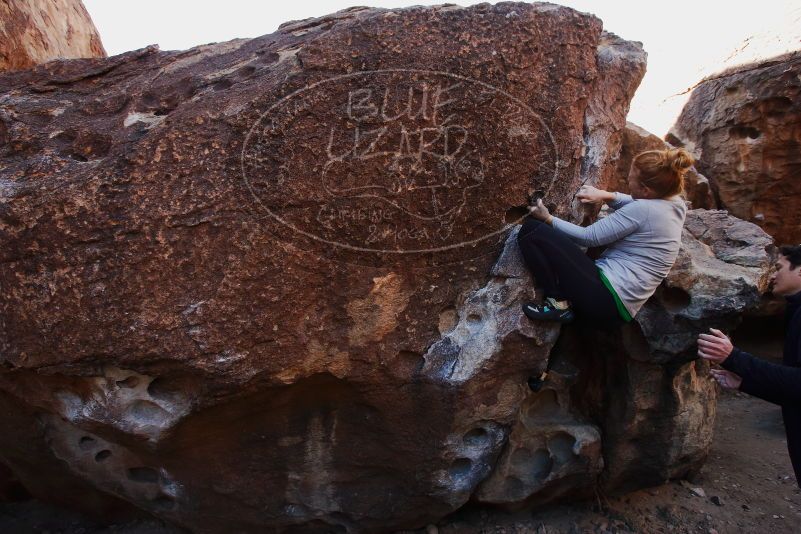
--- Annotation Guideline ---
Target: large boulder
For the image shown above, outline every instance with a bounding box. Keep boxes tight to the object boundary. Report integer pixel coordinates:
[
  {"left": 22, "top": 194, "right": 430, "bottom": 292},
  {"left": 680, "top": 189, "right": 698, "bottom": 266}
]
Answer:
[
  {"left": 0, "top": 0, "right": 106, "bottom": 72},
  {"left": 0, "top": 2, "right": 773, "bottom": 532},
  {"left": 0, "top": 3, "right": 643, "bottom": 531},
  {"left": 667, "top": 50, "right": 801, "bottom": 245},
  {"left": 640, "top": 209, "right": 776, "bottom": 357}
]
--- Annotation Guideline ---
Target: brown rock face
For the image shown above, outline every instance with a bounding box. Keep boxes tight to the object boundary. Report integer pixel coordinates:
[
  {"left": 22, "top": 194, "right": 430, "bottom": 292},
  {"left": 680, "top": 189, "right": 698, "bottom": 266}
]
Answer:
[
  {"left": 0, "top": 0, "right": 106, "bottom": 72},
  {"left": 0, "top": 3, "right": 771, "bottom": 532},
  {"left": 569, "top": 32, "right": 645, "bottom": 222},
  {"left": 667, "top": 51, "right": 801, "bottom": 245}
]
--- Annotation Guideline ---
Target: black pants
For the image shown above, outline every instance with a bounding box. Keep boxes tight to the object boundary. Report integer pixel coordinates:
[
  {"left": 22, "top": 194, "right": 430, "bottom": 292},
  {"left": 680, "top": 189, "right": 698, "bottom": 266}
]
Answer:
[{"left": 517, "top": 217, "right": 623, "bottom": 328}]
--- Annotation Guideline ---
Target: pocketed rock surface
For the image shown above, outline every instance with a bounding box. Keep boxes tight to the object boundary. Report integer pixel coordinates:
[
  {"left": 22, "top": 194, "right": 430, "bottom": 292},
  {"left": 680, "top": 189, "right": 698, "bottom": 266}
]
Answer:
[{"left": 668, "top": 50, "right": 801, "bottom": 245}]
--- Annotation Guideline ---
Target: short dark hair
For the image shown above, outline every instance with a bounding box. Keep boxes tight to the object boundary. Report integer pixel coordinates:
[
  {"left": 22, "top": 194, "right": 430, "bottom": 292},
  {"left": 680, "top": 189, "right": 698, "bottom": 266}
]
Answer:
[{"left": 780, "top": 245, "right": 801, "bottom": 269}]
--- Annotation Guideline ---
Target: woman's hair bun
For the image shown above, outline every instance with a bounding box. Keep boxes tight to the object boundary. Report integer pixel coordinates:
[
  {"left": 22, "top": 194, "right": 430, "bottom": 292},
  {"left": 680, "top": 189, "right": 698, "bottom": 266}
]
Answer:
[
  {"left": 665, "top": 147, "right": 694, "bottom": 173},
  {"left": 632, "top": 147, "right": 693, "bottom": 198}
]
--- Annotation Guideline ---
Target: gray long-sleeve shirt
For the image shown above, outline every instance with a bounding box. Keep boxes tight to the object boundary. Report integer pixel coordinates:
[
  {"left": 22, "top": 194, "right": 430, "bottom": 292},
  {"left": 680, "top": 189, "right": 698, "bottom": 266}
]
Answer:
[{"left": 551, "top": 192, "right": 687, "bottom": 318}]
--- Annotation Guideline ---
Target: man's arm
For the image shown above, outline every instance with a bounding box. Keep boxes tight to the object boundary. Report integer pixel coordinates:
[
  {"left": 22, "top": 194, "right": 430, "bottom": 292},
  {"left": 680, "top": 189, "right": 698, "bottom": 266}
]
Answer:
[
  {"left": 550, "top": 201, "right": 642, "bottom": 248},
  {"left": 699, "top": 328, "right": 801, "bottom": 406},
  {"left": 722, "top": 347, "right": 801, "bottom": 406}
]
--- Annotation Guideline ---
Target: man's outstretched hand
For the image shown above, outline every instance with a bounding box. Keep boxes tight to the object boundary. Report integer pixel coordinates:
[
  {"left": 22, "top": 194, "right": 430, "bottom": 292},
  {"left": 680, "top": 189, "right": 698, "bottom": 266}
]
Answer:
[
  {"left": 698, "top": 328, "right": 734, "bottom": 364},
  {"left": 710, "top": 368, "right": 742, "bottom": 389}
]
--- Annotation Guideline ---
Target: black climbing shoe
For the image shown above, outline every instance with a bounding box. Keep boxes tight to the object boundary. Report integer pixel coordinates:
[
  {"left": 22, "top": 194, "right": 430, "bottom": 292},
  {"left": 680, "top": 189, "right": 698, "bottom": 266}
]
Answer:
[
  {"left": 528, "top": 371, "right": 548, "bottom": 392},
  {"left": 522, "top": 300, "right": 574, "bottom": 323}
]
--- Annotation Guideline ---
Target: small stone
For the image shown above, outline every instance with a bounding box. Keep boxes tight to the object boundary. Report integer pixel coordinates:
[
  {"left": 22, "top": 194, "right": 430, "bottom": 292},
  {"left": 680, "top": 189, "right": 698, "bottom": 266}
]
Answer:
[
  {"left": 710, "top": 495, "right": 724, "bottom": 506},
  {"left": 691, "top": 487, "right": 706, "bottom": 498}
]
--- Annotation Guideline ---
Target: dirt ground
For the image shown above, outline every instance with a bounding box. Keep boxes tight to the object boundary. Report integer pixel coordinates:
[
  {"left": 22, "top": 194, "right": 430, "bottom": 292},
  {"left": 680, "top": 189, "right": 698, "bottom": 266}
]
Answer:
[{"left": 2, "top": 324, "right": 798, "bottom": 533}]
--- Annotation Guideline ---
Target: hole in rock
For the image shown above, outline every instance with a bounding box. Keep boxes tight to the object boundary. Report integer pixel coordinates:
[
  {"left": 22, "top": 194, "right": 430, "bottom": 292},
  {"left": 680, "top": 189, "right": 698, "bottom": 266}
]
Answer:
[
  {"left": 54, "top": 130, "right": 111, "bottom": 161},
  {"left": 52, "top": 130, "right": 76, "bottom": 143},
  {"left": 140, "top": 91, "right": 159, "bottom": 108},
  {"left": 147, "top": 377, "right": 185, "bottom": 404},
  {"left": 127, "top": 466, "right": 159, "bottom": 483},
  {"left": 234, "top": 65, "right": 257, "bottom": 78},
  {"left": 505, "top": 475, "right": 526, "bottom": 493},
  {"left": 213, "top": 79, "right": 233, "bottom": 91},
  {"left": 462, "top": 427, "right": 489, "bottom": 448},
  {"left": 729, "top": 125, "right": 761, "bottom": 140},
  {"left": 531, "top": 448, "right": 553, "bottom": 479},
  {"left": 151, "top": 494, "right": 176, "bottom": 510},
  {"left": 524, "top": 388, "right": 560, "bottom": 420},
  {"left": 510, "top": 447, "right": 532, "bottom": 470},
  {"left": 116, "top": 376, "right": 140, "bottom": 389},
  {"left": 448, "top": 458, "right": 472, "bottom": 479},
  {"left": 95, "top": 450, "right": 112, "bottom": 462},
  {"left": 761, "top": 96, "right": 792, "bottom": 116},
  {"left": 505, "top": 205, "right": 529, "bottom": 224},
  {"left": 127, "top": 400, "right": 171, "bottom": 426},
  {"left": 548, "top": 431, "right": 577, "bottom": 464},
  {"left": 528, "top": 189, "right": 545, "bottom": 202},
  {"left": 257, "top": 51, "right": 280, "bottom": 64},
  {"left": 466, "top": 313, "right": 482, "bottom": 323},
  {"left": 438, "top": 307, "right": 458, "bottom": 334},
  {"left": 659, "top": 286, "right": 691, "bottom": 312},
  {"left": 78, "top": 436, "right": 96, "bottom": 451}
]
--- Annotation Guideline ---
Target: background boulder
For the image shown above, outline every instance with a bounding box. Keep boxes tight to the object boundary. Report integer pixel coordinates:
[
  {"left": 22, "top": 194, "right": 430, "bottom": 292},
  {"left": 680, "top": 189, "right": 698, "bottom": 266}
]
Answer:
[
  {"left": 0, "top": 0, "right": 105, "bottom": 72},
  {"left": 667, "top": 50, "right": 801, "bottom": 246}
]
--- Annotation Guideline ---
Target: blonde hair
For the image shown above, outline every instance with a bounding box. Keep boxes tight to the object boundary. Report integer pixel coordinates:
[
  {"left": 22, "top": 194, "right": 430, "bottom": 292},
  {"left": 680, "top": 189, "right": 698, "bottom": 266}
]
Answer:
[{"left": 632, "top": 148, "right": 694, "bottom": 198}]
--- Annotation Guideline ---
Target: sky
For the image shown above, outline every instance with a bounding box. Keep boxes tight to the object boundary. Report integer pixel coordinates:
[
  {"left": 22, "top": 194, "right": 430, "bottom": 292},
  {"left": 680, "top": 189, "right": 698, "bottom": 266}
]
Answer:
[{"left": 83, "top": 0, "right": 801, "bottom": 136}]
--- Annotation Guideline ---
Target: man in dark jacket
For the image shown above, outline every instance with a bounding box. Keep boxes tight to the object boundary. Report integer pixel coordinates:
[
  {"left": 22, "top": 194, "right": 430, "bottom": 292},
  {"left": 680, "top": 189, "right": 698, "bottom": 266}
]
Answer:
[{"left": 697, "top": 244, "right": 801, "bottom": 488}]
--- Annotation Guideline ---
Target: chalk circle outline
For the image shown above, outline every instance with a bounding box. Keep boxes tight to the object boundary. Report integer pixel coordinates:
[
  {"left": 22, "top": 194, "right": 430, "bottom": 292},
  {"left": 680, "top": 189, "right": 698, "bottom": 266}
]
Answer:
[{"left": 240, "top": 68, "right": 559, "bottom": 255}]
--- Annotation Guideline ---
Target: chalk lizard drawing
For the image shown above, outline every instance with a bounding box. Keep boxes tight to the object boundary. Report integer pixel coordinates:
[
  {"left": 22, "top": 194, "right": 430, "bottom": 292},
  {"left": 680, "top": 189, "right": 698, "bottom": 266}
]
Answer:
[{"left": 240, "top": 69, "right": 559, "bottom": 255}]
